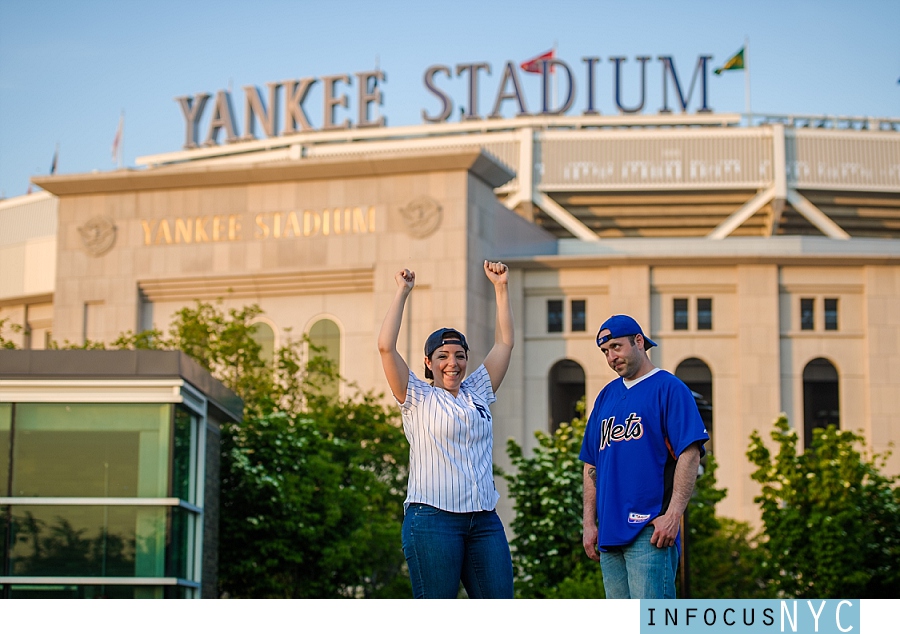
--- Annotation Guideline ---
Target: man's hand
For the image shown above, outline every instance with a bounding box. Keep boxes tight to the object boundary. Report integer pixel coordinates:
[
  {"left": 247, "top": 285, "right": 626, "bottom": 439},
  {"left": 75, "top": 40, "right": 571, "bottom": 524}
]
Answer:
[
  {"left": 583, "top": 523, "right": 600, "bottom": 561},
  {"left": 649, "top": 442, "right": 701, "bottom": 549},
  {"left": 649, "top": 513, "right": 680, "bottom": 549},
  {"left": 582, "top": 463, "right": 600, "bottom": 561}
]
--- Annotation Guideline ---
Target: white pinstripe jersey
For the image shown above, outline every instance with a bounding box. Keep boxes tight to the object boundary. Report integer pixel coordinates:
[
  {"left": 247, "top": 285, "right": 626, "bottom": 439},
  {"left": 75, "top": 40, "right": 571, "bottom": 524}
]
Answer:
[{"left": 398, "top": 365, "right": 500, "bottom": 513}]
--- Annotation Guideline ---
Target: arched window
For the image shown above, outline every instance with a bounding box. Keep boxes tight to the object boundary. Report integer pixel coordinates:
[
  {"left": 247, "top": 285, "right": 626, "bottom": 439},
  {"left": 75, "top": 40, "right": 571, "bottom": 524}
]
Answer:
[
  {"left": 309, "top": 318, "right": 341, "bottom": 396},
  {"left": 548, "top": 359, "right": 585, "bottom": 434},
  {"left": 803, "top": 358, "right": 839, "bottom": 449},
  {"left": 250, "top": 322, "right": 275, "bottom": 365},
  {"left": 675, "top": 358, "right": 713, "bottom": 453}
]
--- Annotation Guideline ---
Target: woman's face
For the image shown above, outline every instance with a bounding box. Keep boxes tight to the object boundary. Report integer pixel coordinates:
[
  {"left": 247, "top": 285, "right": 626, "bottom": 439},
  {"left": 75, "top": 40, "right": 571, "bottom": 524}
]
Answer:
[{"left": 426, "top": 344, "right": 468, "bottom": 394}]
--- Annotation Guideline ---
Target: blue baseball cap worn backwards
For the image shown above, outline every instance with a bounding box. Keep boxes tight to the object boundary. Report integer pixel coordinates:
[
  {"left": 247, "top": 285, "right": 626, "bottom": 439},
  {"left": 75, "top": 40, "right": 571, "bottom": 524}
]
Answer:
[
  {"left": 596, "top": 314, "right": 657, "bottom": 349},
  {"left": 425, "top": 328, "right": 469, "bottom": 357}
]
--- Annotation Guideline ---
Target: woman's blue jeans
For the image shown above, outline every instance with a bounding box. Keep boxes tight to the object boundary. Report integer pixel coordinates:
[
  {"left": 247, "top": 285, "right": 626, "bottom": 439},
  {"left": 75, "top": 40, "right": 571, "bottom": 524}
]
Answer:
[
  {"left": 401, "top": 503, "right": 514, "bottom": 599},
  {"left": 599, "top": 524, "right": 679, "bottom": 599}
]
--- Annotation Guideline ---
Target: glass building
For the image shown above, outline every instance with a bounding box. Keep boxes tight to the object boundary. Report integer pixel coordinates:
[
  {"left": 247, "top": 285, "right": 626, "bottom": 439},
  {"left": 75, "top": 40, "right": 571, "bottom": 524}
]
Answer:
[{"left": 0, "top": 350, "right": 242, "bottom": 598}]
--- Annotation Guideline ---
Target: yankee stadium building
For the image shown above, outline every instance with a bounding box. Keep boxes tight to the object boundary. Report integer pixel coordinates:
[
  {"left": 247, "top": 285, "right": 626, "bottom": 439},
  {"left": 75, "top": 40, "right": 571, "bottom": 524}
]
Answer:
[{"left": 2, "top": 52, "right": 899, "bottom": 596}]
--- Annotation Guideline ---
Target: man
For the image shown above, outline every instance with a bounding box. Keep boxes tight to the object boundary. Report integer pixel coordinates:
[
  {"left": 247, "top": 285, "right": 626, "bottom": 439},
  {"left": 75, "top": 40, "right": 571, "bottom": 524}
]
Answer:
[{"left": 580, "top": 314, "right": 708, "bottom": 599}]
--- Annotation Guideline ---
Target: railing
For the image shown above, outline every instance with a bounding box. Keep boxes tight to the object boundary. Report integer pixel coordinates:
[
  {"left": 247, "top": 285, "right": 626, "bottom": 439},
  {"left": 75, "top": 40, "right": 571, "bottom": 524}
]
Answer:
[
  {"left": 134, "top": 113, "right": 900, "bottom": 194},
  {"left": 753, "top": 113, "right": 900, "bottom": 132}
]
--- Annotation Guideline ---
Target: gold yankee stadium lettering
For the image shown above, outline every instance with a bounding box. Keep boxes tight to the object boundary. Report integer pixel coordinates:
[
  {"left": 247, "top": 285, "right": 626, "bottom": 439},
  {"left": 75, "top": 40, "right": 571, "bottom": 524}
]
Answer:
[{"left": 140, "top": 207, "right": 376, "bottom": 245}]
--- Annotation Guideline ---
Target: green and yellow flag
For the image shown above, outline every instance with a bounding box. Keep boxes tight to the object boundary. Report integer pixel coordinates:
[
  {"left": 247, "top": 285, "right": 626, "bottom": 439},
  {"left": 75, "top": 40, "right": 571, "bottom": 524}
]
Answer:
[{"left": 714, "top": 47, "right": 745, "bottom": 75}]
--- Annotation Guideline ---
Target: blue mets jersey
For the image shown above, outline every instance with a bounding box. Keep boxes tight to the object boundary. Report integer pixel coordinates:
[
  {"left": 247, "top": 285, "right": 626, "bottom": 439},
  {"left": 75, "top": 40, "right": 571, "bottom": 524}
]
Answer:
[{"left": 579, "top": 369, "right": 709, "bottom": 549}]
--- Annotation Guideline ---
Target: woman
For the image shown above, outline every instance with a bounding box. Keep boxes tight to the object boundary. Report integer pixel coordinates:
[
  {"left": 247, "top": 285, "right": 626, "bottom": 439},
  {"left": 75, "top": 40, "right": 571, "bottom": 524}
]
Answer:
[{"left": 377, "top": 260, "right": 515, "bottom": 599}]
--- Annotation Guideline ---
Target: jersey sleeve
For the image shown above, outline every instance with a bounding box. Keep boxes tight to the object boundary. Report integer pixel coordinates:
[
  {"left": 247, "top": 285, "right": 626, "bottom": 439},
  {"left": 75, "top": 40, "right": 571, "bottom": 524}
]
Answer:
[
  {"left": 663, "top": 379, "right": 710, "bottom": 458},
  {"left": 579, "top": 393, "right": 603, "bottom": 466},
  {"left": 462, "top": 364, "right": 496, "bottom": 406},
  {"left": 399, "top": 369, "right": 431, "bottom": 411}
]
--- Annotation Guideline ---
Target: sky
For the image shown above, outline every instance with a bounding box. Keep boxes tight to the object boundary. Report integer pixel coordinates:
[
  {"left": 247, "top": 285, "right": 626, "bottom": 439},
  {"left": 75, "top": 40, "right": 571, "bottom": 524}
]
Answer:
[{"left": 1, "top": 0, "right": 898, "bottom": 199}]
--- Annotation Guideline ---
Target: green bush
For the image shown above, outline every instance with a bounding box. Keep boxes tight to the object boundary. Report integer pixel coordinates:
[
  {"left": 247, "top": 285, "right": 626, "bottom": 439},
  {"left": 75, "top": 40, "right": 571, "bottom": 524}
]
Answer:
[
  {"left": 684, "top": 453, "right": 765, "bottom": 598},
  {"left": 500, "top": 413, "right": 601, "bottom": 598},
  {"left": 748, "top": 415, "right": 900, "bottom": 598},
  {"left": 114, "top": 301, "right": 411, "bottom": 597},
  {"left": 502, "top": 405, "right": 765, "bottom": 599}
]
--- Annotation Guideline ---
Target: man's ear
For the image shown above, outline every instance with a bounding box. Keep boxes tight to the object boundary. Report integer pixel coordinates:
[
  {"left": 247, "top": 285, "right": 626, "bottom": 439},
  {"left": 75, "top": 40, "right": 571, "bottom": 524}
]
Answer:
[{"left": 634, "top": 333, "right": 645, "bottom": 351}]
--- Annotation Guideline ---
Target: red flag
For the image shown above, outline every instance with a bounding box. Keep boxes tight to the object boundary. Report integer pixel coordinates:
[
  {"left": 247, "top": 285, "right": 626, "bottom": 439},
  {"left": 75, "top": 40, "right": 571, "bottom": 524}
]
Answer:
[
  {"left": 520, "top": 49, "right": 555, "bottom": 74},
  {"left": 111, "top": 112, "right": 124, "bottom": 165}
]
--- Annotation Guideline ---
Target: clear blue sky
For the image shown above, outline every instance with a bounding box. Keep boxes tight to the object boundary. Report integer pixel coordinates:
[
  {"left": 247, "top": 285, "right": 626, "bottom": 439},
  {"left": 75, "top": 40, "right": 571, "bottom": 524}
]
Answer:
[{"left": 1, "top": 0, "right": 898, "bottom": 199}]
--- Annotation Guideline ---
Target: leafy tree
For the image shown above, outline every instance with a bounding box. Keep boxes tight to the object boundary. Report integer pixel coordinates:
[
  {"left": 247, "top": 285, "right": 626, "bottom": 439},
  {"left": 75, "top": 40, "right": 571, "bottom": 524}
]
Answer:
[
  {"left": 683, "top": 453, "right": 764, "bottom": 598},
  {"left": 500, "top": 409, "right": 606, "bottom": 598},
  {"left": 112, "top": 301, "right": 411, "bottom": 597},
  {"left": 0, "top": 316, "right": 23, "bottom": 349},
  {"left": 501, "top": 402, "right": 766, "bottom": 599},
  {"left": 748, "top": 415, "right": 900, "bottom": 598}
]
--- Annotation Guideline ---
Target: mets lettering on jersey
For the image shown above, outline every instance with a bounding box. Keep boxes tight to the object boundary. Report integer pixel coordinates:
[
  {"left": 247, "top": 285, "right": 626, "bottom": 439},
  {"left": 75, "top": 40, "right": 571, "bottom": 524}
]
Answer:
[
  {"left": 579, "top": 369, "right": 709, "bottom": 548},
  {"left": 599, "top": 412, "right": 644, "bottom": 450}
]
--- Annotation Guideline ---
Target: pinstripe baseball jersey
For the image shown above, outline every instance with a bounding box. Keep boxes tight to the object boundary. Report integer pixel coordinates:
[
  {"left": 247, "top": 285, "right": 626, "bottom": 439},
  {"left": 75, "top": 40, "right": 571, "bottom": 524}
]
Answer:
[{"left": 399, "top": 364, "right": 500, "bottom": 513}]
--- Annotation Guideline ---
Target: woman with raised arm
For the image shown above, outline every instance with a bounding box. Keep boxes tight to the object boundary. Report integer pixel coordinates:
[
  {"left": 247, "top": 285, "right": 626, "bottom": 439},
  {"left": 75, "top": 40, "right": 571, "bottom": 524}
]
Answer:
[{"left": 377, "top": 260, "right": 515, "bottom": 599}]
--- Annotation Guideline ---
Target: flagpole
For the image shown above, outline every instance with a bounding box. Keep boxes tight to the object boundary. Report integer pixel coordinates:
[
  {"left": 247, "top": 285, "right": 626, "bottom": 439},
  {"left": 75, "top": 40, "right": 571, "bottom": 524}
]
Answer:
[
  {"left": 744, "top": 36, "right": 751, "bottom": 125},
  {"left": 552, "top": 40, "right": 558, "bottom": 111},
  {"left": 119, "top": 111, "right": 124, "bottom": 170},
  {"left": 374, "top": 55, "right": 381, "bottom": 121}
]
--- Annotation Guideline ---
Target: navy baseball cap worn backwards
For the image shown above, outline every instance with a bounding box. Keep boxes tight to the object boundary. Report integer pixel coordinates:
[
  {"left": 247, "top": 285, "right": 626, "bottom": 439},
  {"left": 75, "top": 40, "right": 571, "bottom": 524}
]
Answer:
[
  {"left": 596, "top": 315, "right": 657, "bottom": 349},
  {"left": 425, "top": 328, "right": 469, "bottom": 357}
]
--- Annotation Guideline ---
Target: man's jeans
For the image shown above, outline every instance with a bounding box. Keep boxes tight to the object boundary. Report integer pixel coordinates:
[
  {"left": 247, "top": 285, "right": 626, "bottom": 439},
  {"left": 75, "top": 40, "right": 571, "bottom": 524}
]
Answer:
[
  {"left": 401, "top": 503, "right": 514, "bottom": 599},
  {"left": 599, "top": 524, "right": 679, "bottom": 598}
]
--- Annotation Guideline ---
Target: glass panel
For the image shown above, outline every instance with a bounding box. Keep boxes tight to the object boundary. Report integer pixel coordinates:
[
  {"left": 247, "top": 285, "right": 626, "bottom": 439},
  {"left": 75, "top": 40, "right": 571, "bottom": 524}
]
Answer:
[
  {"left": 309, "top": 319, "right": 341, "bottom": 396},
  {"left": 167, "top": 506, "right": 195, "bottom": 580},
  {"left": 250, "top": 322, "right": 275, "bottom": 365},
  {"left": 8, "top": 584, "right": 168, "bottom": 599},
  {"left": 697, "top": 298, "right": 713, "bottom": 330},
  {"left": 801, "top": 298, "right": 815, "bottom": 331},
  {"left": 8, "top": 505, "right": 171, "bottom": 577},
  {"left": 1, "top": 505, "right": 7, "bottom": 577},
  {"left": 824, "top": 298, "right": 838, "bottom": 331},
  {"left": 309, "top": 319, "right": 340, "bottom": 369},
  {"left": 548, "top": 360, "right": 586, "bottom": 434},
  {"left": 172, "top": 407, "right": 196, "bottom": 503},
  {"left": 547, "top": 300, "right": 563, "bottom": 333},
  {"left": 0, "top": 403, "right": 10, "bottom": 496},
  {"left": 11, "top": 403, "right": 170, "bottom": 498},
  {"left": 570, "top": 300, "right": 586, "bottom": 332},
  {"left": 673, "top": 298, "right": 689, "bottom": 330},
  {"left": 676, "top": 358, "right": 714, "bottom": 456},
  {"left": 803, "top": 360, "right": 840, "bottom": 449}
]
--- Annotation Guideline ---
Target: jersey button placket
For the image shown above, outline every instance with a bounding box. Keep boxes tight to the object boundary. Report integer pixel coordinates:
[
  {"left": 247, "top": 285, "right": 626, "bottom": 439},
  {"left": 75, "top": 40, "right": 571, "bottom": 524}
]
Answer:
[{"left": 465, "top": 400, "right": 479, "bottom": 505}]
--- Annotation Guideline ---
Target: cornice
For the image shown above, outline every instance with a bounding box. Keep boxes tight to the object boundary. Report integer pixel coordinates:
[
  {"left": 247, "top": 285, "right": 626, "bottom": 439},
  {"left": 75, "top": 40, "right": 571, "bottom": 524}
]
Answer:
[{"left": 32, "top": 147, "right": 514, "bottom": 196}]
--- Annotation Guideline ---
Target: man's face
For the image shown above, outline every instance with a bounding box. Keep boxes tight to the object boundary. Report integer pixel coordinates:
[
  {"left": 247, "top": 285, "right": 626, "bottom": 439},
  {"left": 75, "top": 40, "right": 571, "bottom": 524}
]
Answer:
[{"left": 598, "top": 330, "right": 645, "bottom": 380}]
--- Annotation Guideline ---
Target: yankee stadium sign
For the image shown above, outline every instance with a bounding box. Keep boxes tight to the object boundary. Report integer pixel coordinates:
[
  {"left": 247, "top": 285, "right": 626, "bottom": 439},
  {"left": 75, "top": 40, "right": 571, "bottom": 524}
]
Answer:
[{"left": 176, "top": 54, "right": 713, "bottom": 149}]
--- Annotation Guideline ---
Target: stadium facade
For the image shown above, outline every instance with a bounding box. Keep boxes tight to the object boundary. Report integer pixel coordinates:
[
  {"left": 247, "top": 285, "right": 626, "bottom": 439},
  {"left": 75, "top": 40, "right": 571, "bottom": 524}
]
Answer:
[{"left": 3, "top": 64, "right": 900, "bottom": 563}]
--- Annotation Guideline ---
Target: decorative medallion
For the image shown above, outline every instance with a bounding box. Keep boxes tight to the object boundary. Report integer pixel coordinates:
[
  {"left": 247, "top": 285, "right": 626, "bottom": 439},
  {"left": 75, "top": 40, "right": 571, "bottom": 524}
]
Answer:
[
  {"left": 399, "top": 196, "right": 443, "bottom": 239},
  {"left": 78, "top": 216, "right": 117, "bottom": 257}
]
